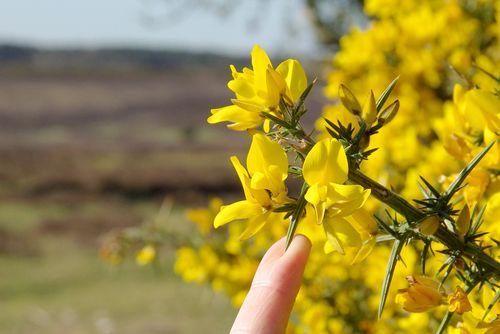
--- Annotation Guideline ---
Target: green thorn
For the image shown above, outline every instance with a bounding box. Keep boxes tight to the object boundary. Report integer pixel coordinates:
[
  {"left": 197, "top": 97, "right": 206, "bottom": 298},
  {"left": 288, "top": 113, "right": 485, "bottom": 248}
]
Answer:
[
  {"left": 378, "top": 238, "right": 405, "bottom": 319},
  {"left": 285, "top": 183, "right": 309, "bottom": 250},
  {"left": 482, "top": 289, "right": 500, "bottom": 321},
  {"left": 443, "top": 141, "right": 496, "bottom": 201}
]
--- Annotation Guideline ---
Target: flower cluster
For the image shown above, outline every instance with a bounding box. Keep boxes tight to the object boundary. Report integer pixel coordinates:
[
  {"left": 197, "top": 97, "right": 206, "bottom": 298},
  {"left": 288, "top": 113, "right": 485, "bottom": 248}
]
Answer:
[
  {"left": 208, "top": 45, "right": 307, "bottom": 132},
  {"left": 120, "top": 0, "right": 500, "bottom": 333}
]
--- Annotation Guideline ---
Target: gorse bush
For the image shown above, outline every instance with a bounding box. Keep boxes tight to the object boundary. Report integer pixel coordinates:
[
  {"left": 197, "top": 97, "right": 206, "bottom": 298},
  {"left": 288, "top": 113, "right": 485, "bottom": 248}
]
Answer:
[{"left": 103, "top": 0, "right": 499, "bottom": 333}]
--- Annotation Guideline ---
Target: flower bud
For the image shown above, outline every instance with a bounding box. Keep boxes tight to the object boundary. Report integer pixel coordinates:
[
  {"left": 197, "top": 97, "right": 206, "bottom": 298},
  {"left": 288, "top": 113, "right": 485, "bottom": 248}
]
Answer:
[
  {"left": 378, "top": 100, "right": 399, "bottom": 126},
  {"left": 362, "top": 90, "right": 377, "bottom": 125},
  {"left": 339, "top": 84, "right": 362, "bottom": 115},
  {"left": 455, "top": 205, "right": 470, "bottom": 240},
  {"left": 418, "top": 215, "right": 441, "bottom": 235}
]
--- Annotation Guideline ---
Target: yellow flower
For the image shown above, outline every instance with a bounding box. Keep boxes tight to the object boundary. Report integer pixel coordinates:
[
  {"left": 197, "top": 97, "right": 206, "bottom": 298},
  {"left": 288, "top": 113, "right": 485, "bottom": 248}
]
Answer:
[
  {"left": 186, "top": 197, "right": 223, "bottom": 236},
  {"left": 208, "top": 44, "right": 307, "bottom": 131},
  {"left": 136, "top": 244, "right": 156, "bottom": 266},
  {"left": 448, "top": 286, "right": 472, "bottom": 315},
  {"left": 322, "top": 210, "right": 378, "bottom": 263},
  {"left": 395, "top": 275, "right": 444, "bottom": 313},
  {"left": 213, "top": 133, "right": 289, "bottom": 239},
  {"left": 302, "top": 138, "right": 371, "bottom": 253},
  {"left": 454, "top": 85, "right": 500, "bottom": 134}
]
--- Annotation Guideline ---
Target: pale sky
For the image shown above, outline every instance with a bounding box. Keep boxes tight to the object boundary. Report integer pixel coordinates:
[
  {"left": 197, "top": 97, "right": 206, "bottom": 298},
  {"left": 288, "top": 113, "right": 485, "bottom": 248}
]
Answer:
[{"left": 0, "top": 0, "right": 319, "bottom": 56}]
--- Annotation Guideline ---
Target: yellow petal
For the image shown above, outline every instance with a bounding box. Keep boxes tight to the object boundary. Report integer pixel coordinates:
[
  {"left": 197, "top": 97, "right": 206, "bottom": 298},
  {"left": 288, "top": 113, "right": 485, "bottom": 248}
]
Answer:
[
  {"left": 263, "top": 118, "right": 271, "bottom": 133},
  {"left": 231, "top": 155, "right": 271, "bottom": 207},
  {"left": 324, "top": 240, "right": 335, "bottom": 254},
  {"left": 247, "top": 133, "right": 288, "bottom": 190},
  {"left": 348, "top": 209, "right": 378, "bottom": 235},
  {"left": 303, "top": 138, "right": 349, "bottom": 185},
  {"left": 230, "top": 156, "right": 253, "bottom": 200},
  {"left": 464, "top": 89, "right": 500, "bottom": 132},
  {"left": 313, "top": 201, "right": 326, "bottom": 225},
  {"left": 250, "top": 171, "right": 267, "bottom": 190},
  {"left": 213, "top": 200, "right": 262, "bottom": 228},
  {"left": 251, "top": 45, "right": 272, "bottom": 91},
  {"left": 231, "top": 98, "right": 264, "bottom": 112},
  {"left": 323, "top": 217, "right": 362, "bottom": 255},
  {"left": 276, "top": 59, "right": 308, "bottom": 103},
  {"left": 265, "top": 67, "right": 286, "bottom": 105},
  {"left": 453, "top": 84, "right": 466, "bottom": 105},
  {"left": 239, "top": 211, "right": 271, "bottom": 240},
  {"left": 208, "top": 104, "right": 262, "bottom": 130},
  {"left": 351, "top": 237, "right": 376, "bottom": 264},
  {"left": 305, "top": 183, "right": 328, "bottom": 205},
  {"left": 228, "top": 76, "right": 255, "bottom": 99},
  {"left": 326, "top": 184, "right": 371, "bottom": 216}
]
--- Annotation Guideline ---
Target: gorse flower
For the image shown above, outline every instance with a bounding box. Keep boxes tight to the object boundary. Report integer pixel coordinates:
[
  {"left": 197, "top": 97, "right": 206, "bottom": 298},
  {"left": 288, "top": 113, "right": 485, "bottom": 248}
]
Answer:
[
  {"left": 136, "top": 244, "right": 156, "bottom": 266},
  {"left": 208, "top": 44, "right": 307, "bottom": 131},
  {"left": 186, "top": 197, "right": 223, "bottom": 236},
  {"left": 302, "top": 138, "right": 371, "bottom": 254},
  {"left": 447, "top": 286, "right": 472, "bottom": 315},
  {"left": 213, "top": 133, "right": 289, "bottom": 239},
  {"left": 395, "top": 275, "right": 444, "bottom": 313}
]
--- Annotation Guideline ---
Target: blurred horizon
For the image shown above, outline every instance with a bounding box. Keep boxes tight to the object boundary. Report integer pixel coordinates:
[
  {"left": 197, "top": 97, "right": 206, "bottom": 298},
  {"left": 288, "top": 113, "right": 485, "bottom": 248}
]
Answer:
[{"left": 0, "top": 0, "right": 320, "bottom": 57}]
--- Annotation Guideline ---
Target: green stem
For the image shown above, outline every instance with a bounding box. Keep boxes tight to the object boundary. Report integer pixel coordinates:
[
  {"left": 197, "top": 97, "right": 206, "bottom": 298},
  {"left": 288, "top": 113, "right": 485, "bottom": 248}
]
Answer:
[
  {"left": 348, "top": 169, "right": 500, "bottom": 278},
  {"left": 435, "top": 311, "right": 454, "bottom": 334},
  {"left": 348, "top": 169, "right": 424, "bottom": 222}
]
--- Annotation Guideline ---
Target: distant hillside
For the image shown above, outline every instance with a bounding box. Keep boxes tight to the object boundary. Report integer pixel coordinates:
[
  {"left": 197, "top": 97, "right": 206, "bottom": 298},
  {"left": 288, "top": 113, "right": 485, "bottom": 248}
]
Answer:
[{"left": 0, "top": 44, "right": 248, "bottom": 72}]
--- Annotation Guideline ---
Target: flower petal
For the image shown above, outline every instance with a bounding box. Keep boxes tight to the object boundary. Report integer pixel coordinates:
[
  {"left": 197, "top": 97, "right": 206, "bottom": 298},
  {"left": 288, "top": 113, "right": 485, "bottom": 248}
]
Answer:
[
  {"left": 251, "top": 45, "right": 272, "bottom": 92},
  {"left": 214, "top": 200, "right": 262, "bottom": 228},
  {"left": 247, "top": 133, "right": 288, "bottom": 194},
  {"left": 228, "top": 75, "right": 255, "bottom": 99},
  {"left": 230, "top": 156, "right": 253, "bottom": 201},
  {"left": 346, "top": 208, "right": 378, "bottom": 235},
  {"left": 303, "top": 139, "right": 348, "bottom": 185},
  {"left": 351, "top": 237, "right": 376, "bottom": 264},
  {"left": 305, "top": 183, "right": 327, "bottom": 205},
  {"left": 208, "top": 104, "right": 262, "bottom": 130},
  {"left": 276, "top": 59, "right": 307, "bottom": 103},
  {"left": 263, "top": 67, "right": 285, "bottom": 106},
  {"left": 326, "top": 184, "right": 371, "bottom": 217},
  {"left": 323, "top": 217, "right": 362, "bottom": 255},
  {"left": 239, "top": 211, "right": 271, "bottom": 240}
]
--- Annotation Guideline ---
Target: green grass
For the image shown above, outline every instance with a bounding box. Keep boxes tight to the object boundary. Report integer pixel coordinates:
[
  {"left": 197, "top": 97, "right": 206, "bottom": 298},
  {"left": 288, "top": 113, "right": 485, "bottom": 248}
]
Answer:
[
  {"left": 0, "top": 235, "right": 236, "bottom": 334},
  {"left": 0, "top": 201, "right": 69, "bottom": 232},
  {"left": 0, "top": 198, "right": 236, "bottom": 333}
]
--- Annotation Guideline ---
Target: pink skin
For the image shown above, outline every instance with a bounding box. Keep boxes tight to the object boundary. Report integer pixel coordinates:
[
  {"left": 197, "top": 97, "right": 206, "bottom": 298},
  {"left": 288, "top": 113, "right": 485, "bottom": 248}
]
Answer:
[{"left": 230, "top": 235, "right": 311, "bottom": 334}]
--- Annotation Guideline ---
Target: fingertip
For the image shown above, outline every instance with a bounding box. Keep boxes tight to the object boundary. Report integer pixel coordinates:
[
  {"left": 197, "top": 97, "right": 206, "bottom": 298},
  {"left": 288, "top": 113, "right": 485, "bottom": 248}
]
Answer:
[
  {"left": 289, "top": 234, "right": 312, "bottom": 253},
  {"left": 230, "top": 235, "right": 311, "bottom": 334},
  {"left": 281, "top": 234, "right": 311, "bottom": 265}
]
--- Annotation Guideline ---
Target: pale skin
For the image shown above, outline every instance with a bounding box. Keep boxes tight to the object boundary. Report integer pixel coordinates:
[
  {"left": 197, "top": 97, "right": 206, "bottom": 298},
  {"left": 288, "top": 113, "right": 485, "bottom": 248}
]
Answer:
[{"left": 230, "top": 235, "right": 311, "bottom": 334}]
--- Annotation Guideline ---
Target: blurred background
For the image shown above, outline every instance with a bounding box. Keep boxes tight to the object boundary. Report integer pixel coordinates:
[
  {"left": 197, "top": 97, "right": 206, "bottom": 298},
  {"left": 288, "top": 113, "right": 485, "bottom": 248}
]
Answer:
[{"left": 0, "top": 1, "right": 365, "bottom": 333}]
